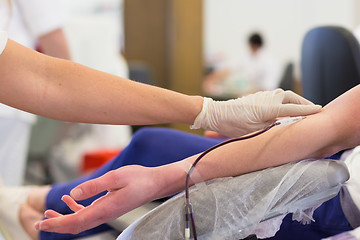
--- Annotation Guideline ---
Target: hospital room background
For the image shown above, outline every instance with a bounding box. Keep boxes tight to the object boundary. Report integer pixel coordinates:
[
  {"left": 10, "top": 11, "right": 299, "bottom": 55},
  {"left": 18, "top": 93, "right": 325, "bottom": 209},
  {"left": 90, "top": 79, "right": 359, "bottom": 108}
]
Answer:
[{"left": 21, "top": 0, "right": 360, "bottom": 189}]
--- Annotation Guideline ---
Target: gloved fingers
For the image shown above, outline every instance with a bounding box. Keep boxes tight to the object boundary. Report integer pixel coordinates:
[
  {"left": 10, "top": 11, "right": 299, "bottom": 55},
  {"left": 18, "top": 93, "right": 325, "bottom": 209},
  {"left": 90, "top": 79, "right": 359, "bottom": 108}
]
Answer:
[
  {"left": 277, "top": 104, "right": 322, "bottom": 118},
  {"left": 281, "top": 90, "right": 317, "bottom": 105}
]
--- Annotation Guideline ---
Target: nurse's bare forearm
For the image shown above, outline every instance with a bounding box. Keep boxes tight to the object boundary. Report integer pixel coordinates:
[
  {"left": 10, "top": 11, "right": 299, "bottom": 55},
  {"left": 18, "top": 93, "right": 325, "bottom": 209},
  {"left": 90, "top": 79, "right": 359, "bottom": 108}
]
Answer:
[{"left": 0, "top": 40, "right": 202, "bottom": 125}]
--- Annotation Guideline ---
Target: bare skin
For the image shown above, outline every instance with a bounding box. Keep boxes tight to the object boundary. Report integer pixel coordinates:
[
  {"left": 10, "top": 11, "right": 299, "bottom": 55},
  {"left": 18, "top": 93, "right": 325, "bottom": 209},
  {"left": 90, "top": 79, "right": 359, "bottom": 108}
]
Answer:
[
  {"left": 33, "top": 85, "right": 360, "bottom": 235},
  {"left": 0, "top": 29, "right": 323, "bottom": 238},
  {"left": 0, "top": 40, "right": 203, "bottom": 126},
  {"left": 19, "top": 203, "right": 42, "bottom": 240},
  {"left": 37, "top": 29, "right": 71, "bottom": 60},
  {"left": 14, "top": 84, "right": 360, "bottom": 238},
  {"left": 0, "top": 38, "right": 322, "bottom": 138},
  {"left": 18, "top": 186, "right": 50, "bottom": 240},
  {"left": 0, "top": 36, "right": 321, "bottom": 238}
]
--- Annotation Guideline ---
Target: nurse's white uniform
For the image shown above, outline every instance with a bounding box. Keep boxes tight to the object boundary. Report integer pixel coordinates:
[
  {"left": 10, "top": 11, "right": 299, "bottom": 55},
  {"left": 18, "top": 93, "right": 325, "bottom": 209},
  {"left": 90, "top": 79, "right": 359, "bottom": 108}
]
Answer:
[{"left": 0, "top": 0, "right": 66, "bottom": 186}]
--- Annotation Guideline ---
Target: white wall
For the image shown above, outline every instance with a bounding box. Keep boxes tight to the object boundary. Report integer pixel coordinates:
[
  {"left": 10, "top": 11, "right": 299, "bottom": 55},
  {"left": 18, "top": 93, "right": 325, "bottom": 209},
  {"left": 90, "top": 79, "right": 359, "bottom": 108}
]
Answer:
[{"left": 204, "top": 0, "right": 359, "bottom": 78}]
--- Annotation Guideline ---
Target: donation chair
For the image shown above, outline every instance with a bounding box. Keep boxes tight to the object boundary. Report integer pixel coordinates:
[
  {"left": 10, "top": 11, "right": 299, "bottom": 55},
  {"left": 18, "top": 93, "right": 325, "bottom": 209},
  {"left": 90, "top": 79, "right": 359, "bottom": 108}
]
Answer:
[
  {"left": 278, "top": 62, "right": 294, "bottom": 92},
  {"left": 301, "top": 26, "right": 360, "bottom": 106}
]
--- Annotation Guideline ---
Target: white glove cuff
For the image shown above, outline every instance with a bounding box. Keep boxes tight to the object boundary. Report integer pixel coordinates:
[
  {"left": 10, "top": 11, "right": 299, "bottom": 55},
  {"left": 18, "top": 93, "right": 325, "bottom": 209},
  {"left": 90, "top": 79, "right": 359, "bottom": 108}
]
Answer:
[
  {"left": 190, "top": 97, "right": 213, "bottom": 130},
  {"left": 0, "top": 31, "right": 8, "bottom": 56}
]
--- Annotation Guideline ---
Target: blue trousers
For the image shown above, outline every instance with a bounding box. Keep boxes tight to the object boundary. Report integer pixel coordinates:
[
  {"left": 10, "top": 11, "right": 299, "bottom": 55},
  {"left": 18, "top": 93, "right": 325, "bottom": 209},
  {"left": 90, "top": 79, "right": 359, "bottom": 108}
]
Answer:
[{"left": 40, "top": 127, "right": 352, "bottom": 239}]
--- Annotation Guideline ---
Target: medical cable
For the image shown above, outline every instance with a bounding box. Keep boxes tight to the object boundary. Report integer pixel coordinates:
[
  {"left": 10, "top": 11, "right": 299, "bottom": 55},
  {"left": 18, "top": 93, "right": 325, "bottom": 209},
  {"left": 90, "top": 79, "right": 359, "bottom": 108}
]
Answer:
[{"left": 184, "top": 116, "right": 305, "bottom": 240}]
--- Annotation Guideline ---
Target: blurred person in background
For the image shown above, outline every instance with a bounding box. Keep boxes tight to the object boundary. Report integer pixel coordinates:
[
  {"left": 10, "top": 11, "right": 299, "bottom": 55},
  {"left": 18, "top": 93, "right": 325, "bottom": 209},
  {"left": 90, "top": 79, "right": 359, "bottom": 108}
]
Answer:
[
  {"left": 203, "top": 32, "right": 280, "bottom": 99},
  {"left": 243, "top": 33, "right": 281, "bottom": 91}
]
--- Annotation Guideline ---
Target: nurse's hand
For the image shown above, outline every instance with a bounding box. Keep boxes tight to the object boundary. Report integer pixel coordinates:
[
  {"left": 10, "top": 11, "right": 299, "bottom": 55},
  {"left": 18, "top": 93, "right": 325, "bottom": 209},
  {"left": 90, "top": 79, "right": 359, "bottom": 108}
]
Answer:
[
  {"left": 191, "top": 89, "right": 322, "bottom": 137},
  {"left": 34, "top": 165, "right": 162, "bottom": 234}
]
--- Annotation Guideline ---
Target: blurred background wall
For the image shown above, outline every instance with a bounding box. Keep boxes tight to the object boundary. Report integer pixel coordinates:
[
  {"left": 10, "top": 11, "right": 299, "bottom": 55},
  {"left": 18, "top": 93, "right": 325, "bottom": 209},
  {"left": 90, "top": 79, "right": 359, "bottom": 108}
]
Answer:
[{"left": 204, "top": 0, "right": 360, "bottom": 85}]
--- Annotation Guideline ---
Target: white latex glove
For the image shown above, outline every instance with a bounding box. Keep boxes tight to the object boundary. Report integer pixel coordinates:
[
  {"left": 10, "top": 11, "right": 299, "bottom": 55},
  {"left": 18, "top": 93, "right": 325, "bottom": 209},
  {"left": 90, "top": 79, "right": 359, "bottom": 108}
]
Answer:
[{"left": 191, "top": 89, "right": 322, "bottom": 137}]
